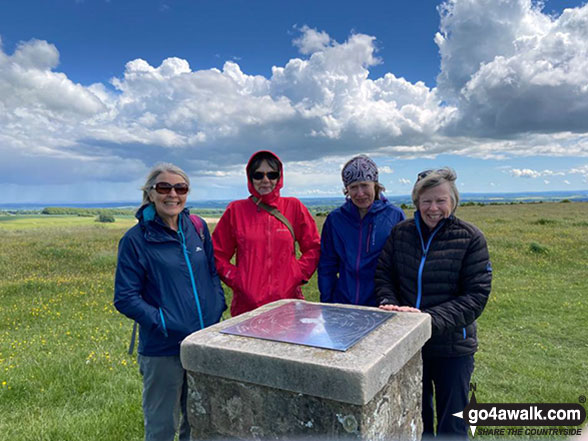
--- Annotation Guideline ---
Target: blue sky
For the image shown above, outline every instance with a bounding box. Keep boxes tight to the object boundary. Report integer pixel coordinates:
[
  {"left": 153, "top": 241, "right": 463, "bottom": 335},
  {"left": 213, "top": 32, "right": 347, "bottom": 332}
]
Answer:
[
  {"left": 0, "top": 1, "right": 444, "bottom": 86},
  {"left": 1, "top": 0, "right": 587, "bottom": 203}
]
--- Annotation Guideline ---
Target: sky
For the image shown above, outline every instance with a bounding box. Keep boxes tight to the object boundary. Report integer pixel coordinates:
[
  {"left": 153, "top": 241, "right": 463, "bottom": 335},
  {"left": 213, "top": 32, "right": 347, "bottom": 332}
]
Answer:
[{"left": 1, "top": 0, "right": 588, "bottom": 203}]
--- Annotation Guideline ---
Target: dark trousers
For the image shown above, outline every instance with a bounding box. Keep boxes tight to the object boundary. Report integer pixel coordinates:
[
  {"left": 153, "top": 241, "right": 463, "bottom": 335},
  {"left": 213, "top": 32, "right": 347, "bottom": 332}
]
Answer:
[
  {"left": 422, "top": 355, "right": 474, "bottom": 440},
  {"left": 138, "top": 354, "right": 191, "bottom": 441}
]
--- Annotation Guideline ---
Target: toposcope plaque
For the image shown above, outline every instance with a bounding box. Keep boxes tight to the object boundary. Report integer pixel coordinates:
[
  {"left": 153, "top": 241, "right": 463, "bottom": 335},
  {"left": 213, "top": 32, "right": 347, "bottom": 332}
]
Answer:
[{"left": 220, "top": 301, "right": 394, "bottom": 351}]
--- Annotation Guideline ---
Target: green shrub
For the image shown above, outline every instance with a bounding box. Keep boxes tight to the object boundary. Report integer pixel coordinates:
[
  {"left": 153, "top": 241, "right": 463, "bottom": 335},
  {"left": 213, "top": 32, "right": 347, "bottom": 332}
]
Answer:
[
  {"left": 533, "top": 218, "right": 557, "bottom": 225},
  {"left": 41, "top": 207, "right": 135, "bottom": 216},
  {"left": 96, "top": 214, "right": 115, "bottom": 223},
  {"left": 529, "top": 241, "right": 549, "bottom": 254}
]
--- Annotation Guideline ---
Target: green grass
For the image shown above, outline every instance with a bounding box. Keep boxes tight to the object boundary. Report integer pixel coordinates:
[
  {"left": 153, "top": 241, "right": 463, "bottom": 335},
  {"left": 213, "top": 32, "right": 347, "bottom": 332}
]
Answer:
[
  {"left": 0, "top": 214, "right": 136, "bottom": 230},
  {"left": 455, "top": 204, "right": 588, "bottom": 410},
  {"left": 1, "top": 204, "right": 587, "bottom": 440}
]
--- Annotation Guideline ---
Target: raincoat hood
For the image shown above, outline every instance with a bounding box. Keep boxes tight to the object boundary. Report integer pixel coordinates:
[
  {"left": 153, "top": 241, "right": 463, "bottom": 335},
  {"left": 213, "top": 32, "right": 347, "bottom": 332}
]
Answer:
[{"left": 246, "top": 150, "right": 283, "bottom": 206}]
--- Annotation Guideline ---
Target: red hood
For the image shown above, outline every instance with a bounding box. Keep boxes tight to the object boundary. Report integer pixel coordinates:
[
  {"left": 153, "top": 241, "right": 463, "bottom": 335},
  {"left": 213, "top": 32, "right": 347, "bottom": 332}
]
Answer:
[{"left": 246, "top": 150, "right": 283, "bottom": 206}]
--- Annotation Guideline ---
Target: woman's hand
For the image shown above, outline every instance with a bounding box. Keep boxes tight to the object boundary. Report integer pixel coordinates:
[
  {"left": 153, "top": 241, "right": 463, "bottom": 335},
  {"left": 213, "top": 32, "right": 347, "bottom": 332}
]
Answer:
[{"left": 379, "top": 304, "right": 421, "bottom": 313}]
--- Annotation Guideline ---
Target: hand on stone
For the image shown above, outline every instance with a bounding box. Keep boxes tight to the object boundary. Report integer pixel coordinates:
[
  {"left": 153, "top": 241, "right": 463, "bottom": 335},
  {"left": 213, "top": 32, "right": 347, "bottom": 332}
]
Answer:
[
  {"left": 379, "top": 304, "right": 421, "bottom": 313},
  {"left": 379, "top": 304, "right": 400, "bottom": 312}
]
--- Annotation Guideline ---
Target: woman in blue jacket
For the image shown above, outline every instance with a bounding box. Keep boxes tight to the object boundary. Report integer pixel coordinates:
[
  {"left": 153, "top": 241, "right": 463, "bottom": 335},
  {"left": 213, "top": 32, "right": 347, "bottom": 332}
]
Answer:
[
  {"left": 114, "top": 163, "right": 226, "bottom": 441},
  {"left": 318, "top": 155, "right": 405, "bottom": 306}
]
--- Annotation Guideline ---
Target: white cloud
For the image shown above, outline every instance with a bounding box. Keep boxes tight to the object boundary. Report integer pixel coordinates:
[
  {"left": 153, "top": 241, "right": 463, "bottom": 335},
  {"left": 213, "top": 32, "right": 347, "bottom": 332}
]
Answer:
[
  {"left": 2, "top": 2, "right": 588, "bottom": 198},
  {"left": 0, "top": 40, "right": 104, "bottom": 117},
  {"left": 569, "top": 164, "right": 588, "bottom": 175},
  {"left": 510, "top": 168, "right": 542, "bottom": 178},
  {"left": 292, "top": 25, "right": 331, "bottom": 55},
  {"left": 541, "top": 169, "right": 565, "bottom": 176},
  {"left": 9, "top": 38, "right": 60, "bottom": 70},
  {"left": 436, "top": 0, "right": 550, "bottom": 100},
  {"left": 0, "top": 27, "right": 451, "bottom": 188},
  {"left": 569, "top": 164, "right": 588, "bottom": 182},
  {"left": 379, "top": 166, "right": 394, "bottom": 174},
  {"left": 398, "top": 178, "right": 412, "bottom": 185},
  {"left": 498, "top": 162, "right": 588, "bottom": 191},
  {"left": 438, "top": 0, "right": 588, "bottom": 138}
]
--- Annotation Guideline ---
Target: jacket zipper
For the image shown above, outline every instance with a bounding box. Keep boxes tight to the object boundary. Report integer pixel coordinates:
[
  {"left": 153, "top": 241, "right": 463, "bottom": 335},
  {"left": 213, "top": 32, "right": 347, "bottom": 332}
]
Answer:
[
  {"left": 415, "top": 214, "right": 467, "bottom": 339},
  {"left": 414, "top": 212, "right": 445, "bottom": 309},
  {"left": 178, "top": 216, "right": 205, "bottom": 330},
  {"left": 354, "top": 217, "right": 363, "bottom": 304},
  {"left": 366, "top": 223, "right": 373, "bottom": 253},
  {"left": 159, "top": 308, "right": 168, "bottom": 337}
]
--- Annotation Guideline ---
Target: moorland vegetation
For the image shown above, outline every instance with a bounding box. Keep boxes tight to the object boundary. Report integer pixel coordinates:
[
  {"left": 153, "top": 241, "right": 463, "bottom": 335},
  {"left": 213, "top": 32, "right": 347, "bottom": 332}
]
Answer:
[{"left": 0, "top": 202, "right": 586, "bottom": 440}]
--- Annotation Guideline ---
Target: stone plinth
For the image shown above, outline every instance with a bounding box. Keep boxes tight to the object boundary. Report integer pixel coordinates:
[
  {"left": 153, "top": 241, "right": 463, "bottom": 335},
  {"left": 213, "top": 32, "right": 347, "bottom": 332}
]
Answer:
[{"left": 181, "top": 300, "right": 431, "bottom": 440}]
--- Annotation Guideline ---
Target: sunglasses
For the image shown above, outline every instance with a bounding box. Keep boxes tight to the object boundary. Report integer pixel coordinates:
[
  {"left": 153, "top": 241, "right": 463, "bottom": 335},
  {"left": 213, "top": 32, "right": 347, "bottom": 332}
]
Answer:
[
  {"left": 151, "top": 182, "right": 189, "bottom": 195},
  {"left": 252, "top": 171, "right": 280, "bottom": 180}
]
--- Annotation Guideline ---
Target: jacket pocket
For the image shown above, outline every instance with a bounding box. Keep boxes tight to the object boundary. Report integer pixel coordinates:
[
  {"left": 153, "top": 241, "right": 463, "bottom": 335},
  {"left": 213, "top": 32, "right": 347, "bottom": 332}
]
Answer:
[
  {"left": 283, "top": 259, "right": 304, "bottom": 293},
  {"left": 158, "top": 306, "right": 195, "bottom": 339},
  {"left": 225, "top": 264, "right": 244, "bottom": 292},
  {"left": 293, "top": 260, "right": 305, "bottom": 284},
  {"left": 158, "top": 308, "right": 168, "bottom": 338}
]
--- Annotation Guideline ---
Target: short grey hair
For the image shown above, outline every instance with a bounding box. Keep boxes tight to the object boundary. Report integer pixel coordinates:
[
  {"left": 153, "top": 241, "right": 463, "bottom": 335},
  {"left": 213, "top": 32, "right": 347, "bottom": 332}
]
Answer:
[
  {"left": 411, "top": 167, "right": 459, "bottom": 213},
  {"left": 140, "top": 163, "right": 190, "bottom": 206}
]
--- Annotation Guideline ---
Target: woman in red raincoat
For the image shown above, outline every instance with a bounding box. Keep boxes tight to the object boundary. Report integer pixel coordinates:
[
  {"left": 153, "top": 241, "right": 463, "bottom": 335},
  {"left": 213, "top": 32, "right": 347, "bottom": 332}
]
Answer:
[{"left": 212, "top": 150, "right": 321, "bottom": 316}]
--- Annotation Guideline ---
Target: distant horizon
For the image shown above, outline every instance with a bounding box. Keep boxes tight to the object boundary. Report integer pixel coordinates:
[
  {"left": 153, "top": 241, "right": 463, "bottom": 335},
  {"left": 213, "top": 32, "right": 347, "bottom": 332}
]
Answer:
[{"left": 2, "top": 189, "right": 588, "bottom": 210}]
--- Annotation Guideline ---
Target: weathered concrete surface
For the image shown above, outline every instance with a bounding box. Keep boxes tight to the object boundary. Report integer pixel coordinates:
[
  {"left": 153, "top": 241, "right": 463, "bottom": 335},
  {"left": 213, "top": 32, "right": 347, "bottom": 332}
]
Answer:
[
  {"left": 186, "top": 352, "right": 423, "bottom": 441},
  {"left": 180, "top": 299, "right": 432, "bottom": 440}
]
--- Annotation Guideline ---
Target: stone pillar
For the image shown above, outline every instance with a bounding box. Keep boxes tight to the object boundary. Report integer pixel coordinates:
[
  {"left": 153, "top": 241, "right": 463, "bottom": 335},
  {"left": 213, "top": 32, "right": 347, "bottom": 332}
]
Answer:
[{"left": 181, "top": 300, "right": 431, "bottom": 440}]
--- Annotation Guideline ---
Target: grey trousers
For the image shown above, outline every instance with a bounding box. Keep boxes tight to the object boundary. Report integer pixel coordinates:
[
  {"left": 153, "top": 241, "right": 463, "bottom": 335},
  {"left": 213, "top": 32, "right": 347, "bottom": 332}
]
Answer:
[{"left": 138, "top": 354, "right": 191, "bottom": 441}]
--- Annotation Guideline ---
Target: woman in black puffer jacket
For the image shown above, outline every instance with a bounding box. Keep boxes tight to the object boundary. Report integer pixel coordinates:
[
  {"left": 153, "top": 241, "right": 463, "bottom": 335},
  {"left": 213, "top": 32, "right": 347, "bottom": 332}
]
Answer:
[{"left": 375, "top": 167, "right": 492, "bottom": 440}]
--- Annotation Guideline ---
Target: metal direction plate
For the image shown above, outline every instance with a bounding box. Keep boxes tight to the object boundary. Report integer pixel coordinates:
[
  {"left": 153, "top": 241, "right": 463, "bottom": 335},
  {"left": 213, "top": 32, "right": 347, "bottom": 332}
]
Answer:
[{"left": 221, "top": 302, "right": 394, "bottom": 351}]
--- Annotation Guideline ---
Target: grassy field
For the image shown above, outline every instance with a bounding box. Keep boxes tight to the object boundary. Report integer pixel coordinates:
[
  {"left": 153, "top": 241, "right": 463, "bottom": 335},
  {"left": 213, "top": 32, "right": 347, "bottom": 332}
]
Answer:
[{"left": 0, "top": 203, "right": 587, "bottom": 440}]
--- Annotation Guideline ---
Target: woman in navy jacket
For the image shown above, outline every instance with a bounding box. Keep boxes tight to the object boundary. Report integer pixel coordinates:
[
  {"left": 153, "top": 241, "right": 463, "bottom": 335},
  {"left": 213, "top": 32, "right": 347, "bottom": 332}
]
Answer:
[
  {"left": 375, "top": 168, "right": 492, "bottom": 439},
  {"left": 318, "top": 155, "right": 405, "bottom": 306},
  {"left": 114, "top": 163, "right": 225, "bottom": 441}
]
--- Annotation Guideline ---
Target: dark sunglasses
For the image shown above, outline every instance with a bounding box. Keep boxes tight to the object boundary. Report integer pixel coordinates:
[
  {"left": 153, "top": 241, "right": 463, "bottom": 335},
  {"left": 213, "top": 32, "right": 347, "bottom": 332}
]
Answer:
[
  {"left": 151, "top": 182, "right": 189, "bottom": 195},
  {"left": 252, "top": 171, "right": 280, "bottom": 180}
]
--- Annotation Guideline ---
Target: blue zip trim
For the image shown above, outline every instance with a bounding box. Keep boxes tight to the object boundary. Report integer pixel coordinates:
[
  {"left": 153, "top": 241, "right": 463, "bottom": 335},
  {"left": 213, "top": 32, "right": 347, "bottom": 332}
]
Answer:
[
  {"left": 177, "top": 216, "right": 205, "bottom": 330},
  {"left": 414, "top": 212, "right": 446, "bottom": 309},
  {"left": 416, "top": 255, "right": 427, "bottom": 309},
  {"left": 463, "top": 327, "right": 466, "bottom": 339},
  {"left": 159, "top": 308, "right": 168, "bottom": 337}
]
